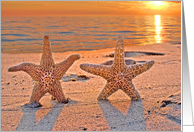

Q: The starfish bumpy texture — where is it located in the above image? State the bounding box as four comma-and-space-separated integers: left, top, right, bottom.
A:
80, 35, 155, 100
8, 35, 80, 108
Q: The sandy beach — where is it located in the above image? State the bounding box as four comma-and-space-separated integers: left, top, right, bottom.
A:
1, 42, 181, 131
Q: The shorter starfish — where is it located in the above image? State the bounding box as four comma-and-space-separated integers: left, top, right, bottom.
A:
80, 35, 155, 100
8, 35, 80, 108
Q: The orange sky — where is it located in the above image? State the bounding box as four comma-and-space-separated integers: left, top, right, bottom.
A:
1, 1, 181, 17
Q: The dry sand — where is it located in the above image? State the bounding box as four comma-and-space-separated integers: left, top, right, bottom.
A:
1, 42, 181, 131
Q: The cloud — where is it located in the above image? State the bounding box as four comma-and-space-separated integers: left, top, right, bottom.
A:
2, 1, 181, 16
167, 1, 181, 3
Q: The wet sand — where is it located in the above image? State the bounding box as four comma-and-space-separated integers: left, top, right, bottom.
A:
1, 42, 181, 131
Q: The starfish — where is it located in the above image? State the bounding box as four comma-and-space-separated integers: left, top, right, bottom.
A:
8, 35, 80, 108
80, 35, 155, 100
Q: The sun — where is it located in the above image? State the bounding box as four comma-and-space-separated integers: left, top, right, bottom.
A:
151, 1, 163, 6
147, 1, 168, 10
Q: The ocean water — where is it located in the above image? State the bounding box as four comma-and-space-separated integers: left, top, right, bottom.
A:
1, 15, 181, 53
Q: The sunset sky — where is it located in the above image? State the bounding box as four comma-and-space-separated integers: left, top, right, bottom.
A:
1, 1, 181, 17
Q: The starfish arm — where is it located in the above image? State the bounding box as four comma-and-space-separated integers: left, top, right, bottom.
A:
80, 63, 112, 79
55, 54, 80, 79
40, 35, 55, 67
97, 81, 118, 100
8, 63, 40, 81
48, 81, 68, 103
120, 81, 141, 100
29, 82, 47, 103
112, 35, 125, 70
126, 60, 155, 79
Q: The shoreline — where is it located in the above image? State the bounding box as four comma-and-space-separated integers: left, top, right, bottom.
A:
1, 42, 181, 131
1, 41, 181, 54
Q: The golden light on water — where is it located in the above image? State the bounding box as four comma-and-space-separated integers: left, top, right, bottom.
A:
154, 15, 162, 43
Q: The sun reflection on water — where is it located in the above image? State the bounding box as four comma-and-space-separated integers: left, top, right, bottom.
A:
1, 15, 181, 53
154, 15, 162, 43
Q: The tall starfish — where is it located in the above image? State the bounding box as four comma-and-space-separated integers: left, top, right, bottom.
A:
80, 35, 155, 100
8, 35, 80, 108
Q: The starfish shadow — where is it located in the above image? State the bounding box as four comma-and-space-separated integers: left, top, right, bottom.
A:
16, 102, 66, 131
98, 99, 147, 131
